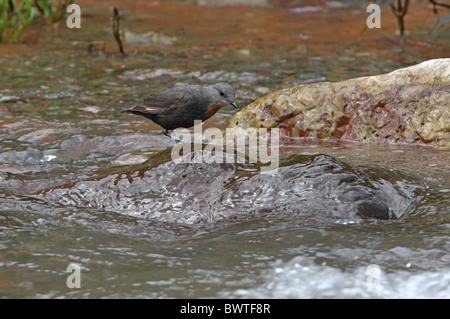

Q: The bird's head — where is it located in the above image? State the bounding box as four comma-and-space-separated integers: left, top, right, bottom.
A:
212, 83, 238, 109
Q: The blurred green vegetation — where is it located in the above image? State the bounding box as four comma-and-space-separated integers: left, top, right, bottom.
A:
34, 0, 74, 24
0, 0, 73, 43
0, 0, 35, 43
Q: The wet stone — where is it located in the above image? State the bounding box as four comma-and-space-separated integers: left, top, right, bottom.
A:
33, 151, 395, 224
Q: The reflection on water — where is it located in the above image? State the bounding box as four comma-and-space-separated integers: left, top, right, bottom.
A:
0, 0, 449, 298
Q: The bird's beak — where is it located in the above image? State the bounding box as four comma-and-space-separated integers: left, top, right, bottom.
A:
230, 101, 238, 109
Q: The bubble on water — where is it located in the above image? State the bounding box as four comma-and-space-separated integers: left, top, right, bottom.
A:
43, 155, 57, 162
34, 218, 49, 226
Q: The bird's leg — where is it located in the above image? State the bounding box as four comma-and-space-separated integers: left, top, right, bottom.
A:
163, 129, 184, 143
162, 129, 172, 138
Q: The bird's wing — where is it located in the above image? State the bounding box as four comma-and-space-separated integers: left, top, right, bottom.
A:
123, 103, 176, 115
132, 87, 199, 116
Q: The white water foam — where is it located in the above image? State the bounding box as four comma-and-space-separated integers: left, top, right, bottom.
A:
224, 256, 450, 299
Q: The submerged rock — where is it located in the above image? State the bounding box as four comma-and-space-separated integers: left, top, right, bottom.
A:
34, 148, 393, 224
228, 59, 450, 146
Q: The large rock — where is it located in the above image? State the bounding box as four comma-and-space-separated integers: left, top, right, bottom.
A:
228, 59, 450, 146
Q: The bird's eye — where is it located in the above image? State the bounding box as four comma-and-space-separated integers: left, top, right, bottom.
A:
220, 90, 225, 96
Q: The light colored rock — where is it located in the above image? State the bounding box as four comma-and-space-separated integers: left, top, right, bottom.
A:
124, 30, 178, 46
228, 59, 450, 147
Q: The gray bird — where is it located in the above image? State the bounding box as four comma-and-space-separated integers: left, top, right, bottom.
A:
122, 83, 238, 137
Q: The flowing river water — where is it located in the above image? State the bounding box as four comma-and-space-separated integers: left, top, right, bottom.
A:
0, 0, 449, 298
